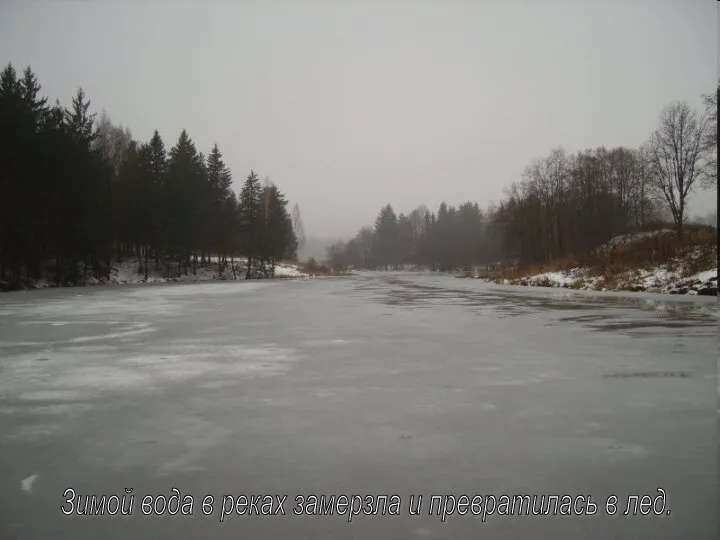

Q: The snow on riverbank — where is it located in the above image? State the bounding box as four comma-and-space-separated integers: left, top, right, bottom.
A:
22, 258, 309, 290
273, 265, 307, 278
598, 229, 675, 252
109, 258, 308, 285
488, 227, 717, 296
499, 266, 717, 296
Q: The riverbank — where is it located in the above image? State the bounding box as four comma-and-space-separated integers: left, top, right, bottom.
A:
486, 227, 718, 296
4, 257, 310, 291
495, 266, 717, 295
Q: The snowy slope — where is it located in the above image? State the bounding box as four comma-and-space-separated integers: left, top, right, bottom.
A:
500, 266, 717, 296
492, 228, 717, 296
598, 229, 675, 252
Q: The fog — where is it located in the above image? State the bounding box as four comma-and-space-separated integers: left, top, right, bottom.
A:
1, 0, 716, 237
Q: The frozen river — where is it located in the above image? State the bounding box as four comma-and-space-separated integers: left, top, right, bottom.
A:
0, 273, 717, 539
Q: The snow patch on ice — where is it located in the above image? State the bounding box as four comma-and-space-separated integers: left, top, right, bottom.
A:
67, 323, 155, 343
21, 474, 38, 493
1, 342, 301, 410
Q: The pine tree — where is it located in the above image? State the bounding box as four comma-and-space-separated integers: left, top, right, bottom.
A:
206, 144, 233, 198
114, 139, 140, 260
20, 67, 47, 128
258, 184, 297, 275
238, 170, 262, 278
167, 129, 204, 275
0, 64, 26, 285
205, 144, 233, 261
372, 204, 398, 269
0, 63, 310, 289
64, 88, 95, 145
147, 130, 168, 270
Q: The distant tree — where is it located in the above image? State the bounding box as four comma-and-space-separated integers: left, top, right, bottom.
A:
167, 129, 205, 274
204, 143, 233, 263
355, 227, 374, 268
407, 205, 429, 263
647, 101, 711, 239
327, 241, 347, 268
147, 130, 168, 269
61, 86, 113, 282
701, 82, 718, 189
238, 170, 263, 278
93, 111, 132, 176
258, 184, 297, 273
115, 139, 141, 260
64, 88, 95, 144
372, 204, 399, 269
206, 144, 233, 199
291, 203, 306, 252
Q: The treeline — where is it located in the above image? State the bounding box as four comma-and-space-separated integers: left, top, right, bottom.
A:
0, 63, 298, 288
327, 202, 494, 272
329, 90, 717, 271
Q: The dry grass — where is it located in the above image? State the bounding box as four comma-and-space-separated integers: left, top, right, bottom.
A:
298, 258, 352, 277
497, 226, 717, 283
568, 278, 585, 290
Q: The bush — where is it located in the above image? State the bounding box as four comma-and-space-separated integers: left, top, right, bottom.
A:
298, 258, 336, 276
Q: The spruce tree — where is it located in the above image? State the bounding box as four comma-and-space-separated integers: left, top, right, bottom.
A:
167, 129, 204, 275
205, 144, 233, 261
148, 130, 168, 270
238, 170, 262, 278
372, 204, 398, 269
258, 184, 297, 275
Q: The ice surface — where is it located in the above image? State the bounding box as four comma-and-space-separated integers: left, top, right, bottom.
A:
0, 274, 716, 539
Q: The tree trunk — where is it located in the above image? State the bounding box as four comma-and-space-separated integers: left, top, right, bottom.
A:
144, 245, 149, 281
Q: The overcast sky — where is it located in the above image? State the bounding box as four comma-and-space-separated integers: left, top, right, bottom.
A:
2, 0, 717, 237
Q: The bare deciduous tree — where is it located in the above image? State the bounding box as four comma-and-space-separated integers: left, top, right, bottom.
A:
647, 101, 710, 239
92, 110, 132, 176
700, 83, 718, 189
291, 203, 306, 250
407, 205, 429, 238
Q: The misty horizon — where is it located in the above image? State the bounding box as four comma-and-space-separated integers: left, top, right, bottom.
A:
1, 0, 717, 238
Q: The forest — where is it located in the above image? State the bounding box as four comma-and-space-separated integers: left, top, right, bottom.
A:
328, 88, 717, 272
1, 61, 716, 288
0, 63, 299, 289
